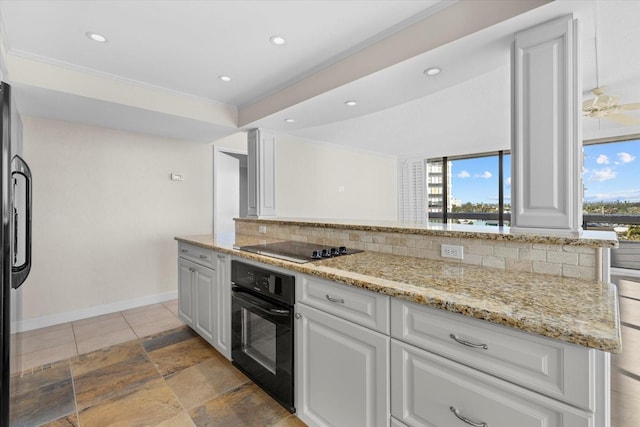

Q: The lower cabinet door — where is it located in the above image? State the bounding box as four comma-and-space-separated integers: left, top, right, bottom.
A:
296, 303, 389, 427
178, 258, 195, 326
194, 264, 215, 343
391, 340, 593, 427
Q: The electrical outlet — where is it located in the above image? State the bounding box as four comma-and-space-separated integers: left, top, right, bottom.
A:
441, 244, 464, 260
258, 225, 267, 234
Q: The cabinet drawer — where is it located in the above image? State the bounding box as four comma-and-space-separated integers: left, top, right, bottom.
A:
178, 243, 215, 269
298, 275, 389, 334
390, 298, 594, 410
391, 340, 593, 427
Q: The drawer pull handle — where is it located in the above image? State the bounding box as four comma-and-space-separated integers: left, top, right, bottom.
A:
449, 333, 488, 350
180, 249, 188, 253
217, 254, 226, 259
450, 406, 488, 427
199, 255, 207, 259
189, 268, 196, 273
325, 295, 345, 304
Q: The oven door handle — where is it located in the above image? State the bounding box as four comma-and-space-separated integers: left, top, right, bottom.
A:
232, 287, 291, 317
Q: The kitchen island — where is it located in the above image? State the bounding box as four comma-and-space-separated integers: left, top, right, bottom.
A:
176, 218, 621, 427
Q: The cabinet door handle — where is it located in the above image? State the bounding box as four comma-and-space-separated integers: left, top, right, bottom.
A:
217, 254, 226, 259
295, 313, 302, 319
450, 406, 488, 427
180, 249, 188, 253
189, 268, 196, 272
449, 333, 488, 350
325, 294, 345, 304
199, 255, 208, 259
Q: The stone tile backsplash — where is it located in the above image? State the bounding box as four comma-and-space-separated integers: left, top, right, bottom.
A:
235, 221, 599, 280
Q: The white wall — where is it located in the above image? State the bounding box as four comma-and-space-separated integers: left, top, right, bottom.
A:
20, 117, 213, 325
275, 134, 397, 220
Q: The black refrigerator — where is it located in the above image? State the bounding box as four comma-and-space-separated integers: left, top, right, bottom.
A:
0, 82, 33, 426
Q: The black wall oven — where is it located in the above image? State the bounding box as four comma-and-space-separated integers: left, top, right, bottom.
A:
231, 260, 295, 412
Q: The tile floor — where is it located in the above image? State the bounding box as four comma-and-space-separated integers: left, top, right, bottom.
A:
611, 275, 640, 427
9, 300, 306, 427
9, 282, 640, 426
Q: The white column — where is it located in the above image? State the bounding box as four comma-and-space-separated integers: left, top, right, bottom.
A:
511, 15, 582, 235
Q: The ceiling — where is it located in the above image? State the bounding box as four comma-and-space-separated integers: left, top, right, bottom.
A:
1, 0, 639, 156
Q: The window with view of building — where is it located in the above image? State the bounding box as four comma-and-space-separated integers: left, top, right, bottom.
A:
427, 151, 510, 226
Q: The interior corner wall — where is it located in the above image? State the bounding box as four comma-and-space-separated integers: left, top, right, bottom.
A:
20, 117, 213, 323
275, 134, 397, 220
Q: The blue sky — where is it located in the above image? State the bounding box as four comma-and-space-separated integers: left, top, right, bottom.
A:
449, 155, 510, 204
583, 139, 640, 203
447, 139, 640, 204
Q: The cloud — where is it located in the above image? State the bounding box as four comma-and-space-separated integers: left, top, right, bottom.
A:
584, 189, 640, 202
474, 171, 492, 179
588, 167, 616, 182
456, 170, 470, 178
506, 177, 511, 186
618, 152, 636, 163
596, 154, 610, 164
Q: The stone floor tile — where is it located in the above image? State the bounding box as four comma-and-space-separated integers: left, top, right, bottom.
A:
166, 353, 249, 410
70, 340, 145, 377
271, 414, 308, 427
142, 326, 199, 353
154, 411, 197, 427
12, 342, 78, 373
189, 382, 291, 427
146, 336, 218, 378
72, 312, 129, 340
74, 352, 161, 410
40, 412, 79, 427
78, 381, 183, 426
130, 315, 185, 338
76, 327, 137, 355
10, 361, 76, 427
162, 299, 180, 317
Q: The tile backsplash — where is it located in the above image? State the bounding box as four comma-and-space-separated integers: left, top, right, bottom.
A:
235, 221, 600, 281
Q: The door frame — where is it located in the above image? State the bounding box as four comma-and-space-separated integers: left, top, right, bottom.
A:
213, 146, 248, 236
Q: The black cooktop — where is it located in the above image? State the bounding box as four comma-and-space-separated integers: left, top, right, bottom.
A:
236, 241, 363, 264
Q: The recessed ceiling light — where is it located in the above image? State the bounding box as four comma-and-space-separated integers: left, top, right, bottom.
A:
218, 75, 232, 82
85, 32, 107, 43
424, 67, 441, 76
284, 118, 295, 123
270, 35, 286, 46
344, 100, 358, 107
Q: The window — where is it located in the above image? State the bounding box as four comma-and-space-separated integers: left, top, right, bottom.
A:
583, 137, 640, 270
427, 151, 510, 226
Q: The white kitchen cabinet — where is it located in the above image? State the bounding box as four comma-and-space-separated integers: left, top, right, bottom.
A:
390, 298, 593, 410
247, 128, 276, 217
512, 16, 582, 234
177, 243, 231, 359
391, 339, 593, 427
296, 303, 390, 427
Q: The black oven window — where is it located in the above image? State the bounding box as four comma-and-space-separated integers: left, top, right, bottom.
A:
242, 308, 277, 374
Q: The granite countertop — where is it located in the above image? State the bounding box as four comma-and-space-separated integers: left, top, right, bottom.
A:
234, 217, 619, 248
176, 234, 622, 353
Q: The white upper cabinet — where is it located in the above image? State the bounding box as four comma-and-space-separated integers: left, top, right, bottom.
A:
511, 16, 583, 235
247, 128, 276, 217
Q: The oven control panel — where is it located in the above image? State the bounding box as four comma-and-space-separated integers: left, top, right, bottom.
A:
231, 260, 295, 305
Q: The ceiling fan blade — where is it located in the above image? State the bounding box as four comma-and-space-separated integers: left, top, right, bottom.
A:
583, 98, 597, 111
604, 113, 640, 126
620, 103, 640, 111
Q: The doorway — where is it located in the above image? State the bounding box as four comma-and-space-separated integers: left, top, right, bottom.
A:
214, 147, 248, 236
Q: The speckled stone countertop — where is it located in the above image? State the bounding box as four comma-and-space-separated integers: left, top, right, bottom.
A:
176, 234, 622, 353
234, 217, 619, 248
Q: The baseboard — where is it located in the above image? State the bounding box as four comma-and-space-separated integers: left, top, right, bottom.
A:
11, 291, 178, 333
